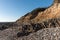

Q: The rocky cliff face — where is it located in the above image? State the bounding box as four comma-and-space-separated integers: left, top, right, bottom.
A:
0, 0, 60, 40
14, 0, 60, 37
15, 0, 60, 39
16, 8, 47, 25
16, 0, 60, 24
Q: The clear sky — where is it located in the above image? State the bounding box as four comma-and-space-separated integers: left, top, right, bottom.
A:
0, 0, 54, 22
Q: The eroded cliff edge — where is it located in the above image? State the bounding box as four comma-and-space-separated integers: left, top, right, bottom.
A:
16, 0, 60, 24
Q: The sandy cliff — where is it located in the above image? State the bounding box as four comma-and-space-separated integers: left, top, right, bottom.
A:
16, 0, 60, 24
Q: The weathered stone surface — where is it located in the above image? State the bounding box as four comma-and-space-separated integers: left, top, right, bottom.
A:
1, 27, 60, 40
17, 27, 60, 40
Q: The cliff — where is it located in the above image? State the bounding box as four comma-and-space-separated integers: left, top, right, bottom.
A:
0, 0, 60, 40
16, 0, 60, 24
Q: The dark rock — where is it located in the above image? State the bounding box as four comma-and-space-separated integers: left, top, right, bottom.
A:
0, 25, 8, 30
17, 31, 30, 37
33, 23, 41, 31
44, 21, 49, 28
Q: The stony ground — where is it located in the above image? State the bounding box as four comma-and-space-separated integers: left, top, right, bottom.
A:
1, 27, 60, 40
14, 27, 60, 40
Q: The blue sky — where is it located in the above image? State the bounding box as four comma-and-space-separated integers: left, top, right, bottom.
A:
0, 0, 53, 22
